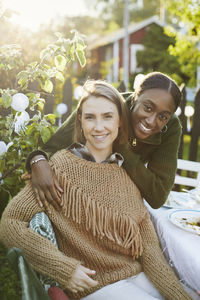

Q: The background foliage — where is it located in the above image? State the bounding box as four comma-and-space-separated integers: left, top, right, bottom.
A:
85, 0, 161, 29
136, 23, 188, 85
0, 242, 21, 300
163, 0, 200, 86
0, 26, 86, 298
0, 30, 86, 198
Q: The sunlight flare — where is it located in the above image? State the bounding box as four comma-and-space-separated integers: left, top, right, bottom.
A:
3, 0, 88, 31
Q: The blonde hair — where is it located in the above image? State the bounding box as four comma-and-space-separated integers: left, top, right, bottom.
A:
74, 80, 128, 145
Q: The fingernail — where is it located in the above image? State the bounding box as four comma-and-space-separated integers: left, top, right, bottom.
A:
39, 201, 43, 208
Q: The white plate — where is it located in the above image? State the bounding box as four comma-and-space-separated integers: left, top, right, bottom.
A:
163, 191, 200, 209
168, 209, 200, 235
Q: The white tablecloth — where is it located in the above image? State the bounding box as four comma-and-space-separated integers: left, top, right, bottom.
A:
146, 203, 200, 292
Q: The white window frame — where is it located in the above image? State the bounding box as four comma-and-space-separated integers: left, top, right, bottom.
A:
130, 44, 144, 73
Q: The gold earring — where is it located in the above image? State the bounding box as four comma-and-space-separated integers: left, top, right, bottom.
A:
161, 125, 168, 133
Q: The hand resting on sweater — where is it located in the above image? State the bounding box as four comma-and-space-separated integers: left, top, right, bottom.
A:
68, 265, 98, 293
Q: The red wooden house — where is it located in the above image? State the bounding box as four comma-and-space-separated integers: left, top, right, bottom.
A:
87, 16, 163, 82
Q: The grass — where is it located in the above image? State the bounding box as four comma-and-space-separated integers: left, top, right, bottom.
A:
0, 243, 21, 300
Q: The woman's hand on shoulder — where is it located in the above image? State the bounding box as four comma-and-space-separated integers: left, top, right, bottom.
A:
68, 265, 98, 293
30, 155, 63, 210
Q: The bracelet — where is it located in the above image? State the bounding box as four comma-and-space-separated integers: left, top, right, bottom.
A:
30, 157, 46, 166
26, 150, 48, 172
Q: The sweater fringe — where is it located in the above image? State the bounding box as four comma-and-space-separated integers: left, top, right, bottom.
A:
52, 166, 143, 259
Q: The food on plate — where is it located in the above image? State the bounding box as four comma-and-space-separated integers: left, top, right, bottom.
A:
183, 218, 200, 227
177, 216, 200, 234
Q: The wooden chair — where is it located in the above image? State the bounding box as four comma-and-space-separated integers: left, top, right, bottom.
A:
175, 159, 200, 188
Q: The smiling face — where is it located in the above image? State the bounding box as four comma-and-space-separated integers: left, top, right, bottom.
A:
80, 96, 120, 162
131, 88, 176, 140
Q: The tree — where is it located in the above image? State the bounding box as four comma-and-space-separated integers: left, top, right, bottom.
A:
84, 0, 161, 30
136, 23, 188, 85
0, 5, 104, 95
163, 0, 200, 86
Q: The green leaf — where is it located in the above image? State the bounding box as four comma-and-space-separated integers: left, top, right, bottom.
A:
33, 131, 40, 144
76, 50, 86, 67
54, 55, 66, 71
40, 49, 48, 60
4, 176, 19, 186
32, 112, 41, 121
17, 71, 29, 89
40, 127, 51, 144
41, 79, 53, 93
77, 38, 85, 47
55, 71, 64, 82
2, 93, 12, 108
44, 114, 56, 124
24, 124, 35, 136
69, 43, 75, 61
18, 77, 28, 89
55, 32, 62, 38
28, 61, 38, 68
37, 101, 44, 111
76, 42, 85, 51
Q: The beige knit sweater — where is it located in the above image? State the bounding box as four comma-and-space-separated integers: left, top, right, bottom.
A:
0, 150, 191, 300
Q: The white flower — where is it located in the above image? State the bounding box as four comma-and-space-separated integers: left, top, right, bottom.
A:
56, 103, 68, 115
6, 142, 14, 151
14, 111, 30, 133
0, 141, 7, 156
74, 85, 83, 100
11, 93, 29, 112
0, 141, 14, 156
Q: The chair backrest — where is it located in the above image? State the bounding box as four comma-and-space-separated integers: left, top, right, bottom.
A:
175, 159, 200, 188
7, 247, 51, 300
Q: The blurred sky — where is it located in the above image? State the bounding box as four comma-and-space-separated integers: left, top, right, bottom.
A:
4, 0, 91, 31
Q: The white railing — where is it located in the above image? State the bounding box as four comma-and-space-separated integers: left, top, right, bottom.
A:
175, 159, 200, 188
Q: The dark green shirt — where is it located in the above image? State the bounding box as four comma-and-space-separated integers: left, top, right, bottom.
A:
42, 95, 182, 209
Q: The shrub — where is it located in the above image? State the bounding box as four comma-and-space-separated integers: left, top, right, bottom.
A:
0, 30, 86, 298
0, 30, 86, 199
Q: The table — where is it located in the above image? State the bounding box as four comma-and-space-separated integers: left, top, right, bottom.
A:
146, 197, 200, 293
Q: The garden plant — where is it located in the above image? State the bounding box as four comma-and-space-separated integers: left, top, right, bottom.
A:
0, 29, 86, 299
